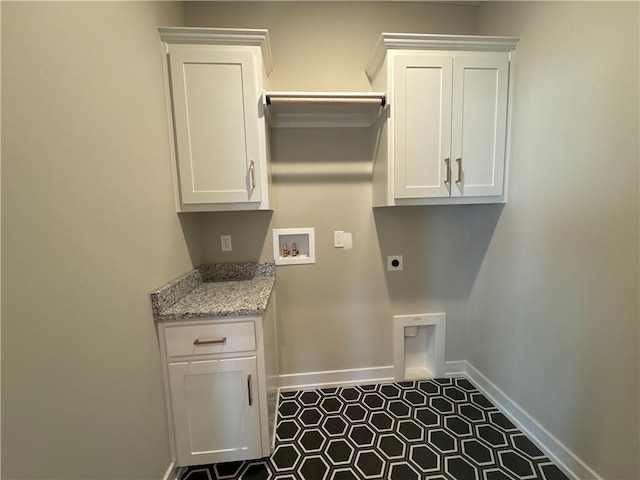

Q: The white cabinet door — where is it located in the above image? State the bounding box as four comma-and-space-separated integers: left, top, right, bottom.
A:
394, 55, 452, 199
169, 356, 261, 466
168, 46, 262, 205
451, 55, 509, 197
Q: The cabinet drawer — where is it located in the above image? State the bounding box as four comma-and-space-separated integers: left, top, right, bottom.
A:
165, 321, 256, 358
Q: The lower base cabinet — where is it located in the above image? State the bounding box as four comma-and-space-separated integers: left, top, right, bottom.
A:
158, 296, 278, 467
168, 356, 262, 464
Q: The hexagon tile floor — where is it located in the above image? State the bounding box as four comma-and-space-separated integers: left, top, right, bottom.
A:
179, 377, 570, 480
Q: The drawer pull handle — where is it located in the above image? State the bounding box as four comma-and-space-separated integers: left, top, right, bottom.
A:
193, 337, 227, 346
247, 374, 253, 406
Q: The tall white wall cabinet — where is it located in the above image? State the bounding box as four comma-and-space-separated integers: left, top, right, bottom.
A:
367, 34, 519, 206
159, 28, 273, 212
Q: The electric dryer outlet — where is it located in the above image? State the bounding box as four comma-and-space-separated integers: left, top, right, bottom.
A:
387, 255, 403, 271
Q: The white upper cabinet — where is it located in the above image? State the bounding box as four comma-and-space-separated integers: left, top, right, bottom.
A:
159, 28, 273, 212
367, 34, 518, 206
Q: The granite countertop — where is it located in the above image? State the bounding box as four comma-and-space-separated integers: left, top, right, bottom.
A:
150, 262, 275, 322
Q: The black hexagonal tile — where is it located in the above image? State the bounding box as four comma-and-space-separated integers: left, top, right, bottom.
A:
403, 389, 428, 406
339, 387, 361, 403
355, 450, 385, 478
389, 462, 420, 480
459, 403, 486, 422
278, 399, 300, 418
470, 392, 494, 410
444, 415, 472, 437
359, 383, 378, 392
462, 439, 494, 466
540, 463, 571, 479
484, 469, 518, 480
363, 392, 385, 410
476, 424, 508, 448
512, 434, 545, 459
298, 390, 321, 406
398, 419, 424, 442
415, 407, 440, 428
271, 444, 301, 472
347, 424, 375, 448
320, 387, 338, 395
329, 467, 360, 480
322, 415, 348, 437
326, 439, 354, 465
443, 386, 468, 402
429, 429, 457, 453
387, 399, 411, 418
276, 419, 300, 441
239, 460, 272, 480
299, 429, 326, 453
489, 411, 518, 431
397, 381, 416, 390
409, 444, 440, 473
430, 396, 454, 414
299, 455, 329, 480
454, 378, 476, 391
369, 411, 394, 432
499, 451, 536, 478
435, 378, 452, 386
446, 456, 479, 480
379, 384, 402, 399
418, 380, 441, 395
300, 407, 323, 427
377, 433, 406, 460
344, 404, 367, 422
320, 397, 344, 415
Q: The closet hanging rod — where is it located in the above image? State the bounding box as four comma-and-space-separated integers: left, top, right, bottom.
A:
265, 92, 386, 107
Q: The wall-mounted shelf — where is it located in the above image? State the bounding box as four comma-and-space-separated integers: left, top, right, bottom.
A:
264, 91, 387, 128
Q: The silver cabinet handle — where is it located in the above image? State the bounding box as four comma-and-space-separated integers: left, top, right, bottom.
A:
249, 161, 256, 189
247, 374, 253, 406
456, 158, 462, 183
444, 158, 451, 184
193, 337, 227, 346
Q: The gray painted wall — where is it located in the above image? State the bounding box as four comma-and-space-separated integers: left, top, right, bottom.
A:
2, 1, 638, 479
471, 2, 639, 478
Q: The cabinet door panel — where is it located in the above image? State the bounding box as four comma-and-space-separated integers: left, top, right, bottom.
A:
169, 356, 261, 466
394, 55, 452, 199
169, 47, 261, 205
451, 56, 508, 197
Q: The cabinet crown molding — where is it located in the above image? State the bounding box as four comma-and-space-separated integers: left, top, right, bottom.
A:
158, 27, 273, 75
366, 33, 519, 79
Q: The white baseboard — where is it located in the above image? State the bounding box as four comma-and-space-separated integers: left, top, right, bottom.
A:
278, 365, 395, 392
162, 462, 185, 480
460, 361, 600, 480
444, 360, 467, 377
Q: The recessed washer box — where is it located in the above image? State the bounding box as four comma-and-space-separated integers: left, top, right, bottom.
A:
273, 228, 315, 265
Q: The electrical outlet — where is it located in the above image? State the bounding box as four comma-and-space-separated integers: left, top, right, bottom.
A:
387, 255, 403, 271
334, 231, 344, 248
220, 235, 232, 252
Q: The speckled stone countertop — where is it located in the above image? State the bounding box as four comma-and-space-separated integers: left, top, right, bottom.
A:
150, 262, 275, 322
